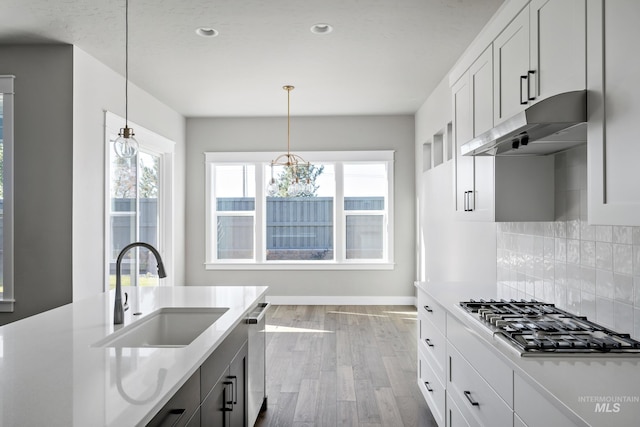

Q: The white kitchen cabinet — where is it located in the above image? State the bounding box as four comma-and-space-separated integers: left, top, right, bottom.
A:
587, 0, 640, 225
514, 373, 578, 427
494, 0, 586, 124
452, 66, 495, 221
447, 391, 473, 427
453, 45, 554, 222
448, 343, 513, 427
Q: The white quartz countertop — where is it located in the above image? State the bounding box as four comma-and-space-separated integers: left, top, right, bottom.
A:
416, 281, 640, 427
0, 285, 268, 427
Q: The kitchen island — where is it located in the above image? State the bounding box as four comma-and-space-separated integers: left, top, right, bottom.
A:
416, 281, 640, 427
0, 285, 268, 426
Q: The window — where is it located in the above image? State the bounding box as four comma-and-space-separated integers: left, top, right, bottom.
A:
0, 76, 14, 311
205, 151, 394, 269
105, 112, 174, 289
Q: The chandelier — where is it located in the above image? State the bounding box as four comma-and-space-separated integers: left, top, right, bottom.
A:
113, 0, 139, 159
266, 85, 314, 197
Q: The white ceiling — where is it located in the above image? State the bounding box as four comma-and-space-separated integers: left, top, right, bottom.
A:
0, 0, 504, 117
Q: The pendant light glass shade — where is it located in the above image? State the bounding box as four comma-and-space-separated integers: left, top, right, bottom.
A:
114, 126, 139, 158
115, 0, 138, 159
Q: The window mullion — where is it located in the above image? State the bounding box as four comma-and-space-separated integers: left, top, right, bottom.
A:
255, 163, 264, 262
335, 162, 345, 262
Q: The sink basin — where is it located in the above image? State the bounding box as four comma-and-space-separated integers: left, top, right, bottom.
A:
93, 307, 229, 348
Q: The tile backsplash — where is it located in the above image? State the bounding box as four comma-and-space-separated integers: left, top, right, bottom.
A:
496, 146, 640, 340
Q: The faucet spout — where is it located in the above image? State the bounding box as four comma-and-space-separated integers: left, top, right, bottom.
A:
114, 242, 167, 325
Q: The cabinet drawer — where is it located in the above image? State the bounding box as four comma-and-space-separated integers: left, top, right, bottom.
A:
448, 343, 512, 427
447, 314, 513, 406
514, 373, 577, 427
447, 390, 472, 427
417, 290, 446, 334
147, 369, 200, 427
419, 312, 447, 384
419, 346, 446, 427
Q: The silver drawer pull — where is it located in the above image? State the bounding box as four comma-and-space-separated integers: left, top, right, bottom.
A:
423, 305, 433, 313
425, 338, 434, 347
464, 390, 479, 406
424, 381, 433, 392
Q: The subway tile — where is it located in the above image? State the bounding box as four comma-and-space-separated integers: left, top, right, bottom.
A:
614, 274, 633, 304
595, 269, 615, 299
581, 266, 596, 294
555, 262, 567, 288
567, 263, 581, 289
595, 225, 613, 242
580, 241, 596, 267
613, 301, 634, 334
543, 280, 555, 303
566, 287, 581, 314
580, 221, 596, 241
534, 278, 544, 300
613, 244, 633, 275
581, 291, 596, 319
567, 219, 580, 239
567, 239, 580, 264
544, 237, 555, 260
543, 259, 554, 281
613, 226, 633, 244
544, 222, 555, 237
555, 221, 567, 238
634, 276, 640, 308
533, 236, 544, 259
555, 238, 567, 262
595, 242, 613, 270
595, 297, 614, 328
555, 285, 567, 309
633, 228, 640, 246
635, 308, 640, 341
579, 190, 588, 221
634, 246, 640, 276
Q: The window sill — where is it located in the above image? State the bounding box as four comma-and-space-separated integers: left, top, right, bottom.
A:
204, 262, 395, 271
0, 299, 15, 312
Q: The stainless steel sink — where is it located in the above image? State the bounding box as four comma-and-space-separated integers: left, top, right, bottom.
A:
93, 307, 229, 348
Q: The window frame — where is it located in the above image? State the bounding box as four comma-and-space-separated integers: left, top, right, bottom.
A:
104, 111, 175, 290
205, 150, 394, 270
0, 76, 15, 312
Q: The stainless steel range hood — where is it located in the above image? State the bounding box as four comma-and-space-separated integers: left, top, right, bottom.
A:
460, 90, 587, 156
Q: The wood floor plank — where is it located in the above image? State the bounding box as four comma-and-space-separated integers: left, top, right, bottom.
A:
315, 369, 338, 427
337, 365, 357, 401
293, 379, 319, 423
374, 386, 404, 426
337, 401, 359, 426
354, 379, 381, 424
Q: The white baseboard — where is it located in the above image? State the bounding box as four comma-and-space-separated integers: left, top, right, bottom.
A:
265, 295, 417, 306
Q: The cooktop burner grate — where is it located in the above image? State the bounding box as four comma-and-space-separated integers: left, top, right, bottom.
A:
459, 299, 640, 356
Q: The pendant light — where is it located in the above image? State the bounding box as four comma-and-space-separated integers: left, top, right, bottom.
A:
267, 85, 314, 197
113, 0, 139, 159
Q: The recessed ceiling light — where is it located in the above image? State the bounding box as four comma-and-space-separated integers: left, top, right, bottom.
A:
310, 23, 333, 35
196, 27, 219, 37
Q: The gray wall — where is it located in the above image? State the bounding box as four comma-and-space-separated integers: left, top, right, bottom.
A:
0, 45, 74, 325
186, 115, 416, 299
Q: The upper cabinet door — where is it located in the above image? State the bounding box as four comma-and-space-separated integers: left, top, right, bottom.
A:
452, 73, 474, 216
493, 6, 530, 124
530, 0, 586, 101
470, 46, 494, 137
588, 0, 640, 225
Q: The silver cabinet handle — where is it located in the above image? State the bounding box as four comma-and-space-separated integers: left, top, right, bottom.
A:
246, 302, 271, 324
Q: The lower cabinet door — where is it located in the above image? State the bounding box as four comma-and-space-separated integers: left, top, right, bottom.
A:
201, 372, 233, 427
185, 407, 201, 427
229, 342, 248, 427
447, 391, 472, 427
147, 369, 200, 427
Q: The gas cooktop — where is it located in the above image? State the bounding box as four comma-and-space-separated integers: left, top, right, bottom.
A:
459, 299, 640, 356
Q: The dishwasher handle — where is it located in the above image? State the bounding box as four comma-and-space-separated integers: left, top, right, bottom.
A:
246, 302, 271, 324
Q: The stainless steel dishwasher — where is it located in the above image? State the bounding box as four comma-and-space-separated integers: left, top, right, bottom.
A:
246, 300, 269, 426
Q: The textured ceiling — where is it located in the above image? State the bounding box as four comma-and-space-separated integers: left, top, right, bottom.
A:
0, 0, 504, 117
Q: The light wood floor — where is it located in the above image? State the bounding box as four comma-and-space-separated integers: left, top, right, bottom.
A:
255, 305, 438, 427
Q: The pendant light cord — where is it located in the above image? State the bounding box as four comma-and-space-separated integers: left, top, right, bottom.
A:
125, 0, 129, 127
